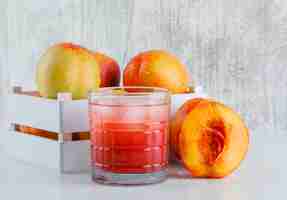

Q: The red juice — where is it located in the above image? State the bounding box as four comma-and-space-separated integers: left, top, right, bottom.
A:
90, 103, 169, 174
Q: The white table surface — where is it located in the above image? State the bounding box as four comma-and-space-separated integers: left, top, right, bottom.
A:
0, 130, 285, 200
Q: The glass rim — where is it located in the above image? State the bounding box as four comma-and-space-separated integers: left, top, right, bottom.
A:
88, 86, 170, 106
89, 86, 170, 97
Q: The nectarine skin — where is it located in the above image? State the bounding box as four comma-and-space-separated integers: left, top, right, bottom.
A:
170, 98, 205, 159
123, 50, 191, 94
36, 42, 100, 99
94, 52, 120, 87
172, 98, 249, 178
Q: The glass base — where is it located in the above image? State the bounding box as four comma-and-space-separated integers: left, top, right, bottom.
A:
92, 167, 168, 185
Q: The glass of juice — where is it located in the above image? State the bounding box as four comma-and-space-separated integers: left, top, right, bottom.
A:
89, 87, 170, 185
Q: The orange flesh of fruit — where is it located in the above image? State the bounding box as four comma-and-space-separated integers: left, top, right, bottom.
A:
198, 120, 225, 166
177, 99, 249, 178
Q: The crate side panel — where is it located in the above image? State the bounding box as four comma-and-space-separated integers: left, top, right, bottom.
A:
9, 94, 61, 132
4, 130, 60, 170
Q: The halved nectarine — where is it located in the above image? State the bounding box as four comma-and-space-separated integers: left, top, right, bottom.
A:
171, 98, 249, 178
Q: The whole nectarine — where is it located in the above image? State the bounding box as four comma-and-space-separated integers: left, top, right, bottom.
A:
171, 98, 249, 178
94, 52, 120, 87
123, 50, 191, 94
36, 43, 100, 99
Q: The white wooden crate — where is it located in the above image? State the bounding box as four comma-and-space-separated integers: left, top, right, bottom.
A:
3, 86, 206, 173
5, 87, 90, 173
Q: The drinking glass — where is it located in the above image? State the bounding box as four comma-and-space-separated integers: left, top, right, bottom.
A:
89, 87, 170, 185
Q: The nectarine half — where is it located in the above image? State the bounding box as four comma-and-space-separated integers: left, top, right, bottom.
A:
171, 98, 249, 178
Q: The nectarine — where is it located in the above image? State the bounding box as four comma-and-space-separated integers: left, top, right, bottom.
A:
123, 50, 191, 94
171, 98, 249, 178
36, 43, 100, 99
94, 52, 120, 87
